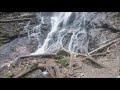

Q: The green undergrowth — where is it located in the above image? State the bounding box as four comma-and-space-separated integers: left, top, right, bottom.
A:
55, 55, 69, 67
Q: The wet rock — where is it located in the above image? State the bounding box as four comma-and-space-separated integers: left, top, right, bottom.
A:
0, 37, 33, 68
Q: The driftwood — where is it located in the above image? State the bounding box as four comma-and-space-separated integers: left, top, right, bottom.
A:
89, 38, 120, 55
12, 53, 57, 66
0, 18, 31, 23
91, 50, 114, 57
85, 54, 106, 68
76, 53, 106, 68
14, 47, 70, 61
75, 38, 120, 68
19, 53, 57, 59
13, 64, 38, 78
58, 48, 106, 68
76, 38, 120, 57
18, 48, 70, 59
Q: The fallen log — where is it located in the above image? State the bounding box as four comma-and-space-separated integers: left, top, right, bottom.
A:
91, 50, 114, 57
89, 38, 120, 55
11, 53, 57, 66
13, 64, 38, 78
19, 53, 57, 59
76, 38, 120, 57
85, 54, 106, 68
16, 47, 71, 60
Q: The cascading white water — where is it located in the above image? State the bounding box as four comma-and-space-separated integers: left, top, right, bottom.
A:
25, 12, 96, 55
32, 12, 73, 55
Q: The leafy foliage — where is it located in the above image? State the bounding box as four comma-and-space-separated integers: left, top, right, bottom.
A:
55, 55, 69, 67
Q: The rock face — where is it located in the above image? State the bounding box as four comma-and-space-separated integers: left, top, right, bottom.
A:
0, 12, 36, 68
0, 23, 25, 44
0, 37, 29, 66
0, 12, 34, 45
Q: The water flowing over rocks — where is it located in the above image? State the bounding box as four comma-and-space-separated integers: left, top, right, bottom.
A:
25, 12, 120, 55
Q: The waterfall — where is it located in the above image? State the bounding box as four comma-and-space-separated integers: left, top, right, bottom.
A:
25, 12, 96, 55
